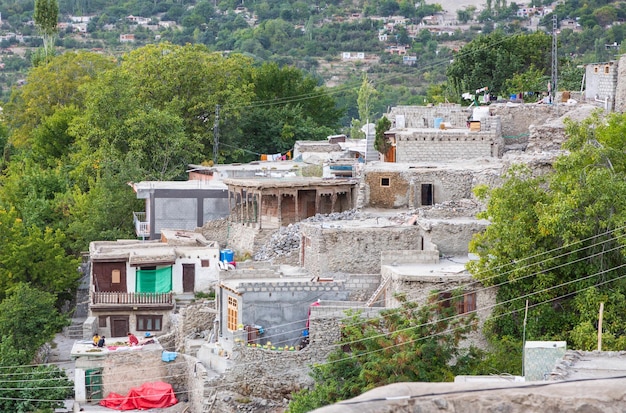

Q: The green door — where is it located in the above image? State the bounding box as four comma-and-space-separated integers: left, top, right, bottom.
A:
85, 368, 103, 401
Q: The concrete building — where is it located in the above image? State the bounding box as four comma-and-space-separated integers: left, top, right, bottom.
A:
86, 230, 220, 339
131, 180, 229, 240
584, 60, 618, 111
381, 104, 503, 163
214, 266, 350, 351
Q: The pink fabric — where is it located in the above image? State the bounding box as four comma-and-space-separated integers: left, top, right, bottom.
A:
100, 381, 177, 410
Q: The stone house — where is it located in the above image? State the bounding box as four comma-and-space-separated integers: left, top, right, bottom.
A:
86, 229, 220, 339
362, 159, 503, 210
377, 249, 495, 347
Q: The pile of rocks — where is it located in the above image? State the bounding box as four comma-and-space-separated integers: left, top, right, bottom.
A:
253, 210, 359, 262
253, 223, 301, 261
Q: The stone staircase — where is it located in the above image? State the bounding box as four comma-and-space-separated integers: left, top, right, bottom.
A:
64, 318, 85, 340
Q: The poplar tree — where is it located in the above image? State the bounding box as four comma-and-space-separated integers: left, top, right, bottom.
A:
34, 0, 59, 61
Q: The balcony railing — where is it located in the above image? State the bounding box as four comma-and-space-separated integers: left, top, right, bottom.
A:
133, 211, 149, 238
92, 291, 173, 305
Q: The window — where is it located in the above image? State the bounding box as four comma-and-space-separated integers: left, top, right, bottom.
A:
605, 65, 610, 74
456, 292, 477, 315
595, 67, 599, 73
227, 296, 238, 331
112, 270, 120, 284
381, 177, 390, 187
435, 291, 476, 315
99, 316, 107, 328
201, 259, 210, 267
137, 315, 162, 331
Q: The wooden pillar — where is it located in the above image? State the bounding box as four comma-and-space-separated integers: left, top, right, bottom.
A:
346, 187, 352, 210
294, 190, 299, 223
315, 189, 321, 215
277, 191, 282, 227
227, 189, 232, 222
257, 192, 262, 229
239, 189, 244, 224
331, 191, 338, 213
245, 191, 249, 226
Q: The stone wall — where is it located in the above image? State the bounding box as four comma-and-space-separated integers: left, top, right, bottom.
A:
100, 347, 169, 396
426, 218, 489, 256
363, 164, 504, 210
174, 300, 216, 352
395, 130, 501, 163
615, 55, 626, 113
301, 223, 424, 277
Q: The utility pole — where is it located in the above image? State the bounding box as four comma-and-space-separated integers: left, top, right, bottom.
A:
213, 104, 219, 165
551, 14, 558, 107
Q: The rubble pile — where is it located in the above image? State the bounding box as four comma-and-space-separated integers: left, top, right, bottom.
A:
253, 210, 359, 262
253, 223, 302, 261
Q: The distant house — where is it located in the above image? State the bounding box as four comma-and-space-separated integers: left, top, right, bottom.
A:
403, 55, 417, 65
87, 229, 220, 338
342, 51, 365, 60
119, 33, 135, 42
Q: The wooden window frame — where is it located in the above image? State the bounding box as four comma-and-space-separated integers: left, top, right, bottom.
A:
227, 296, 238, 332
136, 315, 163, 331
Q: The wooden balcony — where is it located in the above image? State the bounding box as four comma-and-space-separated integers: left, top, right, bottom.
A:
91, 291, 174, 310
133, 211, 149, 238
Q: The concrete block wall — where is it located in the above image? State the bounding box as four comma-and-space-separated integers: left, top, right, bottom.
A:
395, 131, 499, 163
388, 104, 470, 128
585, 62, 618, 108
381, 250, 439, 265
341, 273, 382, 299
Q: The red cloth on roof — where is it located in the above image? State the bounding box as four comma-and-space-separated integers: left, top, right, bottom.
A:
100, 381, 177, 410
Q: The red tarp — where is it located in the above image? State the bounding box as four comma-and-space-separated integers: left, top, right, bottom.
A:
100, 381, 177, 410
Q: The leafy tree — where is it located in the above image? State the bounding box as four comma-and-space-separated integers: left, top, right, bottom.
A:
0, 283, 69, 361
503, 64, 549, 102
230, 62, 342, 162
0, 286, 73, 413
468, 111, 626, 350
288, 294, 481, 412
446, 31, 551, 99
0, 208, 80, 306
4, 51, 115, 148
33, 0, 59, 61
374, 116, 391, 154
70, 43, 255, 170
357, 73, 377, 127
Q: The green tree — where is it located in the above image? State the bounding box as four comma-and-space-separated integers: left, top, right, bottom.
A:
0, 208, 80, 306
0, 283, 69, 361
288, 294, 481, 412
70, 43, 255, 169
4, 51, 115, 149
503, 64, 549, 102
446, 31, 551, 99
468, 111, 626, 350
229, 62, 341, 162
374, 116, 391, 154
33, 0, 59, 61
